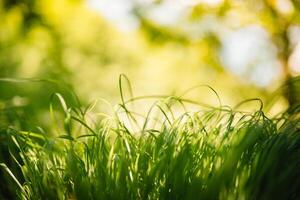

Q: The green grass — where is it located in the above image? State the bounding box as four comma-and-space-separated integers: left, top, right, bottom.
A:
1, 76, 300, 199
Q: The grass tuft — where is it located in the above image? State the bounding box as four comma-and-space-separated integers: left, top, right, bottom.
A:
1, 76, 300, 199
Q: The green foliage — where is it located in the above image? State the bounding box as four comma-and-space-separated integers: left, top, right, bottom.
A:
1, 78, 300, 199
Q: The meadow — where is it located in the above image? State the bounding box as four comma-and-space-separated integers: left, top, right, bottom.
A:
1, 76, 300, 200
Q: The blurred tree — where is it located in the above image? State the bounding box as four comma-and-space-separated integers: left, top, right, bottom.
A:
245, 0, 300, 108
131, 0, 300, 108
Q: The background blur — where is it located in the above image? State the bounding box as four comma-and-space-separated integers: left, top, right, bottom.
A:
1, 0, 300, 126
1, 0, 300, 198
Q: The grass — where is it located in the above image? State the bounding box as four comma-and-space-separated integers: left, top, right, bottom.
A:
1, 76, 300, 199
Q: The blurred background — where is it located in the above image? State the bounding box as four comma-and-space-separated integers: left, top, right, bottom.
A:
1, 0, 300, 198
1, 0, 300, 123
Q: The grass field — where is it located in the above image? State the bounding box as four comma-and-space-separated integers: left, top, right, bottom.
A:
1, 77, 300, 200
